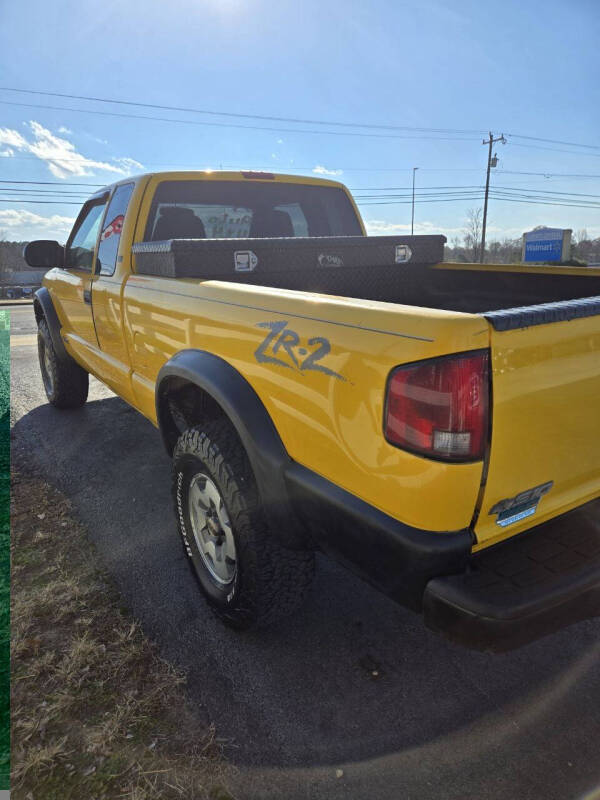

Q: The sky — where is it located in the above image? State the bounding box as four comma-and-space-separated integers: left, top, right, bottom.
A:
0, 0, 598, 243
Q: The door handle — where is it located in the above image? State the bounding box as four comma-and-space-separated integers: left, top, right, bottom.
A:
83, 289, 92, 305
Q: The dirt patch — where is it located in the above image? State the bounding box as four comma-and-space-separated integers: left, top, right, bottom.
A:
11, 465, 235, 799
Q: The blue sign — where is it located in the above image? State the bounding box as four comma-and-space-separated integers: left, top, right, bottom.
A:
523, 228, 564, 262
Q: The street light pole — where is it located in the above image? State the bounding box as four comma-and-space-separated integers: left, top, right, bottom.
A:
411, 167, 419, 235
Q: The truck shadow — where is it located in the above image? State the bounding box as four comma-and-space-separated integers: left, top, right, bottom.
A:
11, 394, 600, 770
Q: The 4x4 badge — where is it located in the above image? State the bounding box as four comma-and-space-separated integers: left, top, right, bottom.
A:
489, 481, 554, 527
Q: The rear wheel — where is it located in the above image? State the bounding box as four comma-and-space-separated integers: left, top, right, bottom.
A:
172, 419, 315, 628
37, 318, 88, 409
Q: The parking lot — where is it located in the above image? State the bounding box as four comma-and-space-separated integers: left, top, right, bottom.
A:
10, 305, 600, 799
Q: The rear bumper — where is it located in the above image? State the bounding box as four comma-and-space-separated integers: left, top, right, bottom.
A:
285, 462, 473, 611
423, 498, 600, 651
285, 460, 599, 650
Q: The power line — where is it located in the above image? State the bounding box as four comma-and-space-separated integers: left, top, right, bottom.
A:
507, 133, 600, 151
0, 199, 82, 204
0, 187, 93, 194
3, 87, 599, 151
4, 177, 598, 195
3, 193, 600, 210
354, 185, 600, 197
2, 177, 599, 204
359, 189, 600, 207
491, 186, 600, 199
0, 100, 481, 142
0, 179, 104, 187
4, 157, 600, 179
354, 184, 485, 192
359, 197, 486, 205
488, 195, 600, 209
509, 142, 600, 158
356, 192, 487, 200
490, 191, 600, 207
497, 169, 600, 178
0, 86, 488, 136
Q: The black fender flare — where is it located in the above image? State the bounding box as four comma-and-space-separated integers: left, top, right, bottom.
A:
156, 349, 306, 549
33, 287, 69, 361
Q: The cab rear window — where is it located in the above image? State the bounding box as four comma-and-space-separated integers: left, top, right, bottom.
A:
144, 180, 362, 241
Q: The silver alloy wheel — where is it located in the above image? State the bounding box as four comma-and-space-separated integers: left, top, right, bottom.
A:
188, 472, 237, 585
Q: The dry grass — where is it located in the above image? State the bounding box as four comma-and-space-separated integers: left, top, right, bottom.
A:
11, 468, 235, 800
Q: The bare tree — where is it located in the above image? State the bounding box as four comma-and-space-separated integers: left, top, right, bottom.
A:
463, 208, 482, 262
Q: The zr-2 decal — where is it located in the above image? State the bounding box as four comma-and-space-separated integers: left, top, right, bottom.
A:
489, 480, 554, 527
254, 320, 346, 381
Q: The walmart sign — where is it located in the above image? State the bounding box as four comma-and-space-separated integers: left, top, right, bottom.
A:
522, 228, 571, 263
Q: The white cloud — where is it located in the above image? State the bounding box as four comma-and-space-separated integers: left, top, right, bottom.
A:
313, 165, 343, 177
0, 128, 28, 149
57, 125, 72, 134
363, 218, 600, 242
111, 156, 144, 173
364, 219, 410, 234
0, 209, 75, 241
364, 218, 466, 239
0, 121, 143, 179
0, 148, 14, 158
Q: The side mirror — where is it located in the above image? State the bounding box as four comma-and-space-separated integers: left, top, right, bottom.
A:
23, 240, 64, 268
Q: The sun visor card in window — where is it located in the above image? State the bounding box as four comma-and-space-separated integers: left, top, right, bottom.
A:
131, 235, 446, 281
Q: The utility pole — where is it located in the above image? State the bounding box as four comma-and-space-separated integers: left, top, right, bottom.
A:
480, 132, 506, 263
411, 166, 419, 235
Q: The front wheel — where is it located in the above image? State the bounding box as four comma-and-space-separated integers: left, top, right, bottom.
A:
172, 420, 315, 629
37, 318, 88, 409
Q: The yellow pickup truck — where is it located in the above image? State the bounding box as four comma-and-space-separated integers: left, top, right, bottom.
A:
25, 170, 600, 650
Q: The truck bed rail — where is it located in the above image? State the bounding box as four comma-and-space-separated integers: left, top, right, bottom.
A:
483, 295, 600, 331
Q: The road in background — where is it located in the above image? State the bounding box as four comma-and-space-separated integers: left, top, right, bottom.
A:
10, 306, 600, 800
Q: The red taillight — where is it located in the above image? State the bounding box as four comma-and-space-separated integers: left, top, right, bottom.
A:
384, 350, 489, 462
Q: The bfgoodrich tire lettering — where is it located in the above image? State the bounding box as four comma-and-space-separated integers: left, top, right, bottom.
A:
37, 318, 88, 409
172, 419, 315, 628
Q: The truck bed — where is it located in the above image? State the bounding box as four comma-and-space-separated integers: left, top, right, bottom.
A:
132, 235, 600, 316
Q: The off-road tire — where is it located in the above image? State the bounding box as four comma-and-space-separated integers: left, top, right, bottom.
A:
172, 419, 315, 629
37, 317, 88, 409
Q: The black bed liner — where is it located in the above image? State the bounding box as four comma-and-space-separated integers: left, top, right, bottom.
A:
132, 234, 446, 281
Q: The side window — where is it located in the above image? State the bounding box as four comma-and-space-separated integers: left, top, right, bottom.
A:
97, 183, 134, 276
66, 200, 107, 270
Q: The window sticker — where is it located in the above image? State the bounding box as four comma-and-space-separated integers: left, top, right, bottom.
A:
101, 214, 124, 241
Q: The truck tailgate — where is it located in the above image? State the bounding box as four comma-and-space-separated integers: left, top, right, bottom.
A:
475, 298, 600, 548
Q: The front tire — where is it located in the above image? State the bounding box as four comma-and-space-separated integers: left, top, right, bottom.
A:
172, 419, 315, 629
37, 318, 88, 409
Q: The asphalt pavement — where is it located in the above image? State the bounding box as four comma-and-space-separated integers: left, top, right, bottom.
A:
10, 306, 600, 800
